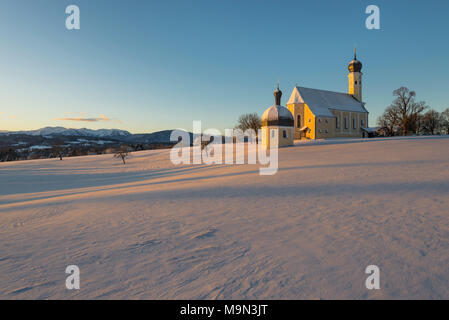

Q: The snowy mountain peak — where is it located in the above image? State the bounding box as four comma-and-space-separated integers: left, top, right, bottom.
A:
9, 127, 132, 137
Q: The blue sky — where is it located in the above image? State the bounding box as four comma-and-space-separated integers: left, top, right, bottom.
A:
0, 0, 448, 133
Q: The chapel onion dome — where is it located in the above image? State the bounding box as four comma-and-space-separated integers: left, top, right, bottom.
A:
262, 105, 294, 127
262, 82, 294, 127
348, 50, 363, 72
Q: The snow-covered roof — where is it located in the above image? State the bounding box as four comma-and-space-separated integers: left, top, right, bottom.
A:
262, 105, 294, 127
287, 86, 368, 117
362, 127, 379, 133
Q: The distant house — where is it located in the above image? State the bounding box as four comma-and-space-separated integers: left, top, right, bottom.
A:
286, 50, 370, 140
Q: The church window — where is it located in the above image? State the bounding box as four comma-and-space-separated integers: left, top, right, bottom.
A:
283, 130, 287, 138
297, 115, 301, 128
353, 118, 357, 129
336, 117, 340, 129
361, 119, 365, 127
344, 117, 348, 129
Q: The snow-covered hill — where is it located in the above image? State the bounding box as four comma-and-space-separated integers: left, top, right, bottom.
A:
1, 136, 449, 299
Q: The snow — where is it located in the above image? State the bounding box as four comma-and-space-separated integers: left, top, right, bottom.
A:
12, 142, 28, 146
28, 145, 52, 150
1, 136, 449, 299
95, 140, 114, 145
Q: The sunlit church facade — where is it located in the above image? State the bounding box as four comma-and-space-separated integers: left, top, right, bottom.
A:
261, 50, 370, 148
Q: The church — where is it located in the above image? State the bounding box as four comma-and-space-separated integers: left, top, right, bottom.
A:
287, 50, 369, 140
261, 50, 369, 148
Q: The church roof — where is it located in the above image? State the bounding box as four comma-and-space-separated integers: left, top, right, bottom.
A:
287, 86, 368, 117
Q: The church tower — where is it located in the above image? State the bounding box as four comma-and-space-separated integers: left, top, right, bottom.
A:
348, 48, 363, 102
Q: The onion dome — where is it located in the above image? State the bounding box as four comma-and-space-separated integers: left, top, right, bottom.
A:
262, 106, 294, 127
348, 48, 363, 72
274, 81, 282, 106
262, 82, 295, 127
262, 84, 294, 127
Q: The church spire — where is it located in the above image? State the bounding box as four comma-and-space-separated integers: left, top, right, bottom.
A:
348, 49, 363, 102
274, 81, 282, 106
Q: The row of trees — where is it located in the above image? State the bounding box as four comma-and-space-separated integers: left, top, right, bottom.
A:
378, 87, 449, 136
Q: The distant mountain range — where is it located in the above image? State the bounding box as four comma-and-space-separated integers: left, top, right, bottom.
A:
0, 127, 193, 144
2, 127, 131, 138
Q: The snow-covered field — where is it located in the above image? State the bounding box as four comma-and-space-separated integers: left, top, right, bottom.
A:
1, 136, 449, 299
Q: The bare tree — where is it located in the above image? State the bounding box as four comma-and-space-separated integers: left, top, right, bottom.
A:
201, 135, 213, 151
421, 109, 442, 135
0, 148, 18, 162
52, 145, 65, 160
441, 108, 449, 135
408, 101, 428, 134
236, 113, 262, 135
114, 145, 130, 164
388, 87, 427, 136
377, 105, 400, 136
